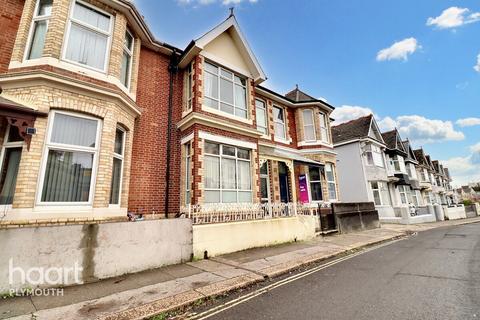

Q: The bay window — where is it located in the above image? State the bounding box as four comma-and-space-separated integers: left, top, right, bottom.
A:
366, 145, 384, 167
319, 113, 329, 143
120, 29, 134, 88
325, 163, 336, 200
64, 1, 112, 71
302, 109, 316, 141
0, 126, 24, 206
26, 0, 52, 60
109, 128, 125, 205
309, 166, 323, 201
392, 155, 405, 172
398, 185, 408, 205
204, 142, 252, 203
203, 61, 247, 118
273, 106, 286, 140
370, 181, 391, 206
256, 99, 268, 134
40, 111, 101, 204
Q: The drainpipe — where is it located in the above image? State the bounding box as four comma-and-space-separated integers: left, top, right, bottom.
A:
164, 49, 179, 218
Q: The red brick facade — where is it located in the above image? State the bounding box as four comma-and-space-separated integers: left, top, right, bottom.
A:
128, 46, 184, 216
0, 0, 23, 74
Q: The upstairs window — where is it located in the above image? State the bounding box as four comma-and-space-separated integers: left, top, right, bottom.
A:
255, 99, 268, 135
26, 0, 53, 60
120, 29, 134, 88
64, 1, 112, 72
302, 109, 316, 141
319, 113, 329, 143
392, 155, 405, 172
186, 63, 193, 111
203, 61, 247, 118
366, 145, 384, 167
273, 106, 286, 140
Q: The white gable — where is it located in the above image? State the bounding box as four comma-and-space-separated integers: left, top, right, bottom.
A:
368, 118, 384, 143
202, 30, 251, 77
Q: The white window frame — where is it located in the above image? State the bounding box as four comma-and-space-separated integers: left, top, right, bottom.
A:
255, 98, 268, 135
109, 127, 125, 207
325, 163, 337, 201
37, 110, 102, 207
0, 125, 25, 209
365, 144, 384, 168
24, 0, 53, 61
120, 28, 134, 89
186, 62, 193, 111
398, 185, 408, 205
273, 105, 287, 140
370, 181, 391, 206
259, 161, 270, 203
308, 166, 323, 202
204, 142, 252, 203
319, 112, 329, 143
203, 61, 248, 119
62, 0, 114, 73
185, 142, 192, 205
371, 181, 382, 206
302, 109, 316, 142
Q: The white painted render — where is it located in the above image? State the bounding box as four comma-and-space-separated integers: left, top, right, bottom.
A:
335, 142, 369, 203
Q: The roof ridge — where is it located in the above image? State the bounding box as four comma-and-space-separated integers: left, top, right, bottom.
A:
332, 114, 373, 128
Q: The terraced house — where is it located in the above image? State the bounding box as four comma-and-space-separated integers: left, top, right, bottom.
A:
0, 0, 338, 225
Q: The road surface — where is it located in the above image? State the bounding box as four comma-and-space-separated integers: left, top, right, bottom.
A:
192, 223, 480, 320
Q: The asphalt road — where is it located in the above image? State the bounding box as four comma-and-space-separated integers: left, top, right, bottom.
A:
197, 223, 480, 320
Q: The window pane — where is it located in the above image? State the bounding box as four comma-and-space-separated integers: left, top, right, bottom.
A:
66, 24, 108, 70
120, 51, 131, 87
310, 182, 323, 201
204, 97, 218, 109
234, 76, 245, 85
220, 78, 233, 104
304, 125, 315, 141
373, 190, 381, 206
51, 113, 98, 148
238, 191, 252, 203
221, 69, 233, 79
205, 190, 220, 203
260, 177, 268, 199
205, 62, 218, 74
205, 142, 219, 155
235, 108, 247, 119
0, 148, 22, 205
109, 157, 122, 204
274, 107, 284, 122
221, 158, 236, 189
222, 191, 237, 203
220, 102, 234, 115
28, 20, 47, 59
114, 129, 124, 155
328, 183, 337, 200
37, 0, 53, 16
260, 162, 268, 175
309, 167, 321, 181
41, 150, 93, 202
204, 155, 220, 188
237, 160, 251, 190
275, 123, 285, 139
235, 84, 246, 109
204, 72, 218, 99
326, 164, 335, 182
237, 148, 250, 160
124, 31, 133, 51
256, 108, 267, 133
73, 2, 110, 32
222, 145, 235, 156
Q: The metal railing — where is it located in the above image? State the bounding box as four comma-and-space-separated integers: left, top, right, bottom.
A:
181, 202, 331, 225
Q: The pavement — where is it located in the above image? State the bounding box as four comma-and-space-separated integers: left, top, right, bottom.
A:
200, 220, 480, 320
2, 216, 480, 320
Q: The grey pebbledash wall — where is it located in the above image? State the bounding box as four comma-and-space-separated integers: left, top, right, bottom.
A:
0, 219, 193, 292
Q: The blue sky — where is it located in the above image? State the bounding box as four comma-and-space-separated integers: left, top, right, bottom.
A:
134, 0, 480, 186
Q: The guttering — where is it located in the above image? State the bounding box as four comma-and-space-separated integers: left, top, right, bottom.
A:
255, 85, 335, 111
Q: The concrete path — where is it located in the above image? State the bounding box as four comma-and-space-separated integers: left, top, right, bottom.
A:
2, 217, 479, 320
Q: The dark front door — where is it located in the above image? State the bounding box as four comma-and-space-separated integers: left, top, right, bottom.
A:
278, 162, 290, 203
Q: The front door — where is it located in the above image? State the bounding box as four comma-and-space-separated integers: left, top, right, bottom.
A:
278, 162, 290, 203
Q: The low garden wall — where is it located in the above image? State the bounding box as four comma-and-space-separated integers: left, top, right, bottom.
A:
192, 215, 316, 259
443, 205, 467, 220
1, 219, 192, 292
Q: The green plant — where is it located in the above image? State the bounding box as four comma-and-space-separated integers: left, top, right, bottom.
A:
463, 200, 473, 206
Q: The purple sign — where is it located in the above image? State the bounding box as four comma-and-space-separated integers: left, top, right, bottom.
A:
298, 174, 309, 203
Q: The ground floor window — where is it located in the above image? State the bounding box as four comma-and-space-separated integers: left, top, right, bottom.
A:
204, 141, 252, 203
260, 161, 269, 203
308, 166, 323, 201
398, 185, 408, 205
370, 181, 391, 206
40, 111, 100, 204
185, 142, 192, 205
0, 126, 24, 205
325, 163, 336, 200
109, 128, 125, 205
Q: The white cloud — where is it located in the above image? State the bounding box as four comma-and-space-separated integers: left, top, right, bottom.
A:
376, 38, 421, 62
470, 142, 480, 153
456, 117, 480, 127
474, 54, 480, 72
377, 116, 397, 131
331, 105, 375, 125
426, 7, 480, 29
394, 115, 464, 144
443, 142, 480, 186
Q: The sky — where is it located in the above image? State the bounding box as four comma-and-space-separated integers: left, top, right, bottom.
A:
134, 0, 480, 186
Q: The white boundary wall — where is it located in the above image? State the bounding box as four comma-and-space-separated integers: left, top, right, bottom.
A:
1, 219, 192, 292
192, 216, 316, 259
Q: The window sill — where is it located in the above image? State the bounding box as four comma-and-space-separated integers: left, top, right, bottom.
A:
274, 136, 291, 144
202, 105, 253, 125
